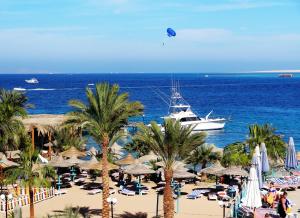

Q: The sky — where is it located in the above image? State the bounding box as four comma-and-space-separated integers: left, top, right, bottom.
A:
0, 0, 300, 73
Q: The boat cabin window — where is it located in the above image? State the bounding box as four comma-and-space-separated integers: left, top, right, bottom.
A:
180, 117, 199, 122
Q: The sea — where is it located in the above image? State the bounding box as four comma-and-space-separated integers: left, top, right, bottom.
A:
0, 73, 299, 151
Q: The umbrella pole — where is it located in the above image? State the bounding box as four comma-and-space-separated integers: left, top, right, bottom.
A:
138, 176, 141, 195
155, 191, 159, 218
176, 184, 180, 213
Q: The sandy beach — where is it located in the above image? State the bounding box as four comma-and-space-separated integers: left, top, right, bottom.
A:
20, 182, 225, 218
18, 181, 300, 218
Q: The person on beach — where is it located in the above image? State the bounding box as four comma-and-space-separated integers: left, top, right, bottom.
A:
277, 191, 288, 218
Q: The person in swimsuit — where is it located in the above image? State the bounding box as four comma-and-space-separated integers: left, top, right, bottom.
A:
278, 191, 288, 218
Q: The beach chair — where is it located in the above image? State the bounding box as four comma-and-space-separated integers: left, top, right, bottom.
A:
140, 189, 149, 195
88, 189, 102, 195
55, 189, 67, 196
74, 178, 85, 183
186, 190, 202, 199
119, 188, 135, 196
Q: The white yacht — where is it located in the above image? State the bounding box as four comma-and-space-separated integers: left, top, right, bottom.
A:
25, 78, 39, 84
163, 86, 226, 131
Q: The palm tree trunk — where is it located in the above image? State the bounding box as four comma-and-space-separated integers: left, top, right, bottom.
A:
102, 135, 110, 218
163, 168, 174, 218
29, 185, 34, 218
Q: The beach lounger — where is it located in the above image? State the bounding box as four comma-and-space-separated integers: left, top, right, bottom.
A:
88, 189, 102, 195
187, 190, 203, 199
140, 189, 149, 195
74, 178, 85, 183
55, 189, 67, 195
208, 192, 218, 200
119, 188, 135, 196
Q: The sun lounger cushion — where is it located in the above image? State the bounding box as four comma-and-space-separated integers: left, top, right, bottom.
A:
88, 189, 102, 195
187, 190, 203, 199
119, 188, 135, 196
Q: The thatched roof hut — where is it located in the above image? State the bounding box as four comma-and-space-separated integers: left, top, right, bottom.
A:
22, 114, 67, 134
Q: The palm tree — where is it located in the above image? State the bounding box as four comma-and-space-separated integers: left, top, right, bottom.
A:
0, 89, 30, 152
6, 136, 55, 218
221, 142, 250, 167
67, 83, 143, 218
134, 119, 206, 218
186, 144, 221, 170
52, 126, 87, 152
248, 124, 286, 160
124, 138, 151, 158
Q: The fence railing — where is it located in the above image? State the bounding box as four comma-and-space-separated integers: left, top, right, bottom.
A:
0, 187, 55, 211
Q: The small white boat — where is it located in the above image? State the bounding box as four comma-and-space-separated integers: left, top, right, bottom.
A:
13, 87, 26, 91
25, 78, 39, 84
88, 83, 95, 86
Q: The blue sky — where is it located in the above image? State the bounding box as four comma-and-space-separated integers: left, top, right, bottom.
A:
0, 0, 299, 73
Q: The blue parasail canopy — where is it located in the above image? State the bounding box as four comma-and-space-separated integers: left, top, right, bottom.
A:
167, 28, 176, 37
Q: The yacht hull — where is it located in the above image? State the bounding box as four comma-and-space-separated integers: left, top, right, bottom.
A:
180, 121, 225, 131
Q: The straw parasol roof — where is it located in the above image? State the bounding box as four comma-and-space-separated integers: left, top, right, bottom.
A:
22, 114, 67, 134
156, 160, 186, 170
173, 169, 196, 179
137, 152, 159, 163
60, 146, 86, 158
200, 161, 225, 175
48, 155, 73, 168
65, 156, 85, 165
216, 166, 248, 177
5, 150, 21, 159
115, 153, 137, 165
0, 155, 19, 168
79, 156, 99, 170
88, 160, 119, 171
124, 163, 155, 175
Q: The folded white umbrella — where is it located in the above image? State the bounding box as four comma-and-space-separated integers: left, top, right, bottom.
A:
242, 166, 262, 209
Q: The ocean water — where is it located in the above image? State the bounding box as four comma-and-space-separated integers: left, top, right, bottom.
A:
0, 73, 299, 151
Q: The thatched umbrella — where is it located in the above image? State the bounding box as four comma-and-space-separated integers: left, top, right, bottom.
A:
200, 161, 225, 175
88, 160, 119, 171
79, 156, 99, 170
65, 156, 85, 165
124, 163, 155, 175
156, 160, 186, 170
173, 169, 196, 179
157, 167, 195, 180
137, 152, 159, 163
61, 146, 86, 158
216, 166, 248, 177
115, 153, 137, 166
48, 155, 73, 168
124, 163, 155, 195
